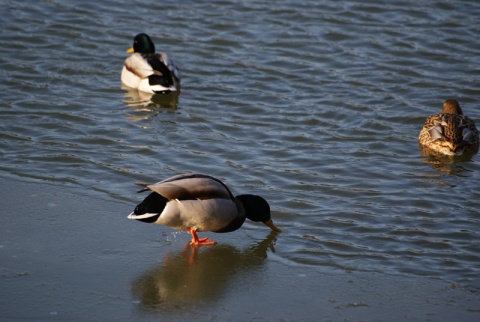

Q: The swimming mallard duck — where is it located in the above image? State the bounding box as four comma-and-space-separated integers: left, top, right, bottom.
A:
127, 173, 281, 245
418, 99, 479, 156
121, 33, 180, 94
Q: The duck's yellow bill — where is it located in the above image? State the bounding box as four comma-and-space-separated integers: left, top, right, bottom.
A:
263, 219, 282, 232
126, 47, 134, 53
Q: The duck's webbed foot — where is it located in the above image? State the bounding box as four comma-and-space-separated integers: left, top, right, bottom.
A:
188, 228, 216, 246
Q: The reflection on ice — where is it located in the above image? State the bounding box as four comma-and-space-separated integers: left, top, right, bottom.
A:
131, 232, 278, 311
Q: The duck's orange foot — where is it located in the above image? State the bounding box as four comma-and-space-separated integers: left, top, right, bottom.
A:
190, 237, 217, 246
188, 228, 217, 246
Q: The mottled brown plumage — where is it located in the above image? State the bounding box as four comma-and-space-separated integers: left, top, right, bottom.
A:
418, 99, 479, 156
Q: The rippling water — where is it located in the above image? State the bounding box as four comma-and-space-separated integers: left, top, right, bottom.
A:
1, 0, 480, 317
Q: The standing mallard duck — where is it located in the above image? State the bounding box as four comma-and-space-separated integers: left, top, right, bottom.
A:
418, 99, 479, 156
127, 173, 281, 246
121, 33, 180, 94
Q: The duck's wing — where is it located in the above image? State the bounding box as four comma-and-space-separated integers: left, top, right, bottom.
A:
145, 53, 181, 90
136, 174, 235, 201
419, 113, 441, 142
437, 114, 478, 148
157, 52, 180, 81
458, 116, 479, 145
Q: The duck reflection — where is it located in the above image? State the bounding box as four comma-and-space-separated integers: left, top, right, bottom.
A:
131, 232, 277, 311
122, 85, 179, 109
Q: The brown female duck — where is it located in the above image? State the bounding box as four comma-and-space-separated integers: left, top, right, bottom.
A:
418, 99, 478, 156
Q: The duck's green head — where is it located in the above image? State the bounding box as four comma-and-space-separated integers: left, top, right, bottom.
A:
237, 194, 281, 232
127, 33, 155, 54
